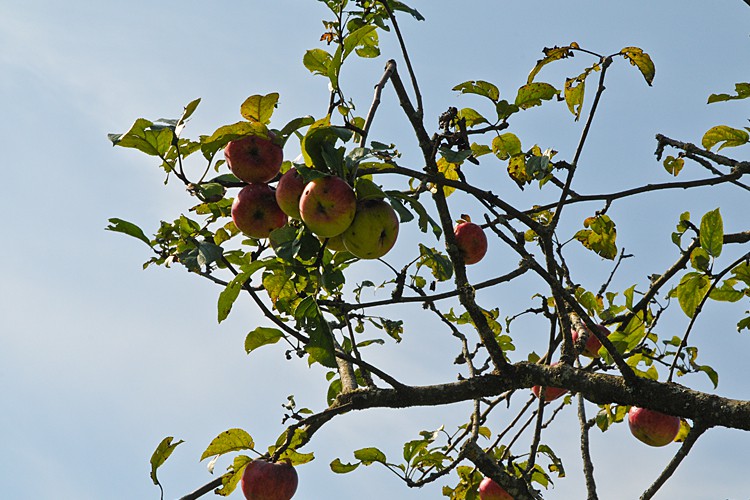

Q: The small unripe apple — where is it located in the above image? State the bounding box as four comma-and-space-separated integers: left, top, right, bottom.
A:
275, 167, 305, 219
299, 176, 356, 238
478, 476, 513, 500
224, 135, 283, 184
231, 184, 288, 239
454, 220, 488, 265
320, 233, 348, 252
628, 406, 680, 447
240, 459, 298, 500
571, 323, 611, 358
342, 198, 399, 259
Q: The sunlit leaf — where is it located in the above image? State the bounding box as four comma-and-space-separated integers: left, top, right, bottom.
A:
663, 155, 684, 176
675, 272, 711, 318
620, 46, 655, 86
353, 447, 387, 465
573, 214, 617, 260
106, 218, 151, 246
245, 327, 284, 354
200, 429, 254, 461
528, 45, 576, 83
564, 77, 585, 120
330, 458, 360, 473
150, 436, 184, 487
492, 133, 522, 160
701, 125, 749, 151
514, 82, 559, 109
707, 82, 750, 103
240, 93, 280, 125
452, 80, 500, 102
699, 208, 723, 257
303, 48, 333, 75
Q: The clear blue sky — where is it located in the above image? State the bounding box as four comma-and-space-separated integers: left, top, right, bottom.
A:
2, 1, 749, 499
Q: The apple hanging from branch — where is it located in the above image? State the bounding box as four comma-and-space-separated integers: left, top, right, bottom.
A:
454, 216, 488, 265
628, 406, 681, 447
240, 459, 298, 500
275, 167, 306, 219
298, 175, 357, 238
231, 183, 288, 239
342, 198, 400, 259
478, 476, 514, 500
224, 135, 284, 184
571, 323, 611, 358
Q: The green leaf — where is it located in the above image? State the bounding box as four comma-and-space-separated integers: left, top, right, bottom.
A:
507, 154, 529, 188
701, 125, 749, 151
240, 93, 280, 125
106, 218, 151, 246
564, 77, 585, 120
675, 272, 711, 318
708, 83, 750, 103
514, 82, 559, 109
215, 455, 252, 497
386, 191, 441, 239
295, 297, 337, 368
732, 262, 750, 285
200, 429, 255, 461
197, 241, 224, 268
391, 1, 425, 21
709, 282, 745, 302
109, 118, 174, 158
528, 45, 576, 84
418, 244, 454, 281
573, 214, 617, 260
620, 47, 655, 86
343, 25, 379, 59
699, 208, 723, 257
452, 80, 500, 102
303, 48, 333, 75
218, 272, 250, 323
738, 316, 750, 332
697, 364, 719, 389
277, 116, 315, 146
245, 327, 284, 354
663, 155, 684, 176
150, 436, 184, 487
492, 133, 522, 160
457, 107, 488, 128
439, 146, 473, 164
353, 447, 387, 465
330, 458, 360, 474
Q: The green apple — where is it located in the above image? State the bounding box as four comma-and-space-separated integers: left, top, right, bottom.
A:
299, 176, 356, 238
224, 135, 283, 184
240, 459, 298, 500
628, 406, 680, 447
478, 477, 513, 500
342, 199, 399, 259
231, 183, 288, 238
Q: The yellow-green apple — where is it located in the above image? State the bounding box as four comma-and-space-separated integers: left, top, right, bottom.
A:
299, 176, 356, 238
342, 199, 399, 259
275, 167, 305, 219
231, 184, 288, 239
454, 220, 487, 265
320, 233, 348, 252
571, 323, 611, 358
478, 477, 513, 500
628, 407, 680, 447
224, 135, 283, 184
240, 459, 298, 500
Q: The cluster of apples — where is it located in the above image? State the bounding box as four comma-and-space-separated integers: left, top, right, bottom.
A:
226, 135, 399, 259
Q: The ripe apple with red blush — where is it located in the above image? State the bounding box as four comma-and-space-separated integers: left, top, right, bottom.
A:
478, 476, 513, 500
299, 175, 356, 238
232, 184, 287, 239
628, 406, 681, 447
571, 323, 611, 358
224, 134, 283, 184
275, 167, 306, 219
454, 216, 487, 265
240, 459, 298, 500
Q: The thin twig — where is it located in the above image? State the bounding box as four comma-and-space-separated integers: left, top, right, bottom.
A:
577, 393, 598, 500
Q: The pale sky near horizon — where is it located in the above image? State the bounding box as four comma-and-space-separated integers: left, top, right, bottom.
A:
2, 1, 750, 499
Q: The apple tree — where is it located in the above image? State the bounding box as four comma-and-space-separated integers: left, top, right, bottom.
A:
108, 1, 750, 499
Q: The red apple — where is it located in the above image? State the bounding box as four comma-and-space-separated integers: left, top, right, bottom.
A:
298, 176, 356, 238
454, 221, 488, 265
275, 167, 305, 219
628, 406, 680, 447
531, 384, 568, 402
342, 199, 399, 259
531, 362, 568, 402
571, 323, 611, 358
240, 459, 298, 500
478, 477, 513, 500
224, 135, 283, 184
231, 183, 288, 239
